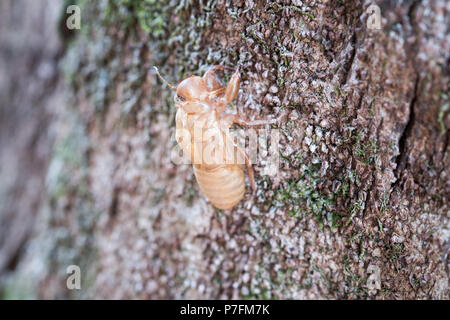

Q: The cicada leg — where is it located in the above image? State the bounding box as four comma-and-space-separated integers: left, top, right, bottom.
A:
241, 148, 256, 195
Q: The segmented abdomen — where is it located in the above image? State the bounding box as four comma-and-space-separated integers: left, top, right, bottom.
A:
193, 164, 245, 210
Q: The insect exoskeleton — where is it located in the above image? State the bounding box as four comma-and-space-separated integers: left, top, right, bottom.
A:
193, 164, 245, 210
154, 65, 276, 210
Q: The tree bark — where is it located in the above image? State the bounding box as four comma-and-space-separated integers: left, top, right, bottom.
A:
0, 0, 448, 299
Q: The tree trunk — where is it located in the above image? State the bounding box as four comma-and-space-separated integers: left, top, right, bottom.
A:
0, 0, 448, 299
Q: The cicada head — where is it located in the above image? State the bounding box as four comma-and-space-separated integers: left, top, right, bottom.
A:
153, 66, 210, 114
176, 76, 208, 102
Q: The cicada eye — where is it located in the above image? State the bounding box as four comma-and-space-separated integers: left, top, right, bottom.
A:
174, 94, 186, 105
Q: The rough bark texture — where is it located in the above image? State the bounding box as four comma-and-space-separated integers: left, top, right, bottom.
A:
0, 0, 448, 299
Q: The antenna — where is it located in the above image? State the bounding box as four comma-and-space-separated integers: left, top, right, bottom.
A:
153, 66, 176, 90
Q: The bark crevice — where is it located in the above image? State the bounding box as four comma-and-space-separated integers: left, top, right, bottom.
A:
393, 75, 419, 185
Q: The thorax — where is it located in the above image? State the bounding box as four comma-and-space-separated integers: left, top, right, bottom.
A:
175, 102, 220, 141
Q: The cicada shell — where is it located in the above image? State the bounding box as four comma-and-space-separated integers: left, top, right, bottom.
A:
155, 65, 275, 210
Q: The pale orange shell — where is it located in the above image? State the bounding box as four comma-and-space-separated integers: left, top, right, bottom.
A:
193, 164, 245, 210
173, 66, 248, 210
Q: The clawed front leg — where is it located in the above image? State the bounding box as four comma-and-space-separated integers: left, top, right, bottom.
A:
218, 113, 257, 195
212, 66, 241, 112
203, 65, 234, 91
223, 66, 241, 104
205, 65, 241, 114
247, 158, 256, 195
